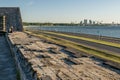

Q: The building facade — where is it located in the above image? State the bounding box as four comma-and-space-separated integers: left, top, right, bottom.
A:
0, 7, 23, 32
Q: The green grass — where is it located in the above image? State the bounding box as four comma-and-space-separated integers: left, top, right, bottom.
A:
40, 31, 120, 48
29, 30, 120, 57
25, 31, 120, 63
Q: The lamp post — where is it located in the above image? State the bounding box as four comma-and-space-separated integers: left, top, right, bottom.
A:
97, 30, 101, 40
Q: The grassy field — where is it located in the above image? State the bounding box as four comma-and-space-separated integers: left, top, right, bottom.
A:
25, 30, 120, 63
41, 31, 120, 48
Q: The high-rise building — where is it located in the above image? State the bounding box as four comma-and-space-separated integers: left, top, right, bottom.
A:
84, 19, 87, 25
89, 20, 92, 25
93, 21, 96, 25
80, 21, 83, 25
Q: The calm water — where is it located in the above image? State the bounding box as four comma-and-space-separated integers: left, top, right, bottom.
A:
26, 26, 120, 38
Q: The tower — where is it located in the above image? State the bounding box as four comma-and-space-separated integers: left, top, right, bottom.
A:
0, 7, 23, 32
84, 19, 87, 26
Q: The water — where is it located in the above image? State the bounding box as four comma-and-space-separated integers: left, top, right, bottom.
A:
26, 26, 120, 38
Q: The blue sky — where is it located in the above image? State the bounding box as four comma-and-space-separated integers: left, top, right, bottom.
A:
0, 0, 120, 23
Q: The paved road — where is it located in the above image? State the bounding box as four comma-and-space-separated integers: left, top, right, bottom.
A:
41, 32, 120, 55
0, 35, 16, 80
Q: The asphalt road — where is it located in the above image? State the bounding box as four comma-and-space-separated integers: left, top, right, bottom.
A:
0, 35, 17, 80
41, 32, 120, 56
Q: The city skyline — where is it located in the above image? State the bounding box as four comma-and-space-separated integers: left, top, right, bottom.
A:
0, 0, 120, 23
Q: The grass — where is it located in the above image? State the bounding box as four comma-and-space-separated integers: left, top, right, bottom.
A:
28, 30, 120, 56
25, 31, 120, 63
41, 31, 120, 48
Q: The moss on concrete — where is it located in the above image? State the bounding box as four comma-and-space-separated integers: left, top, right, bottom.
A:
25, 31, 120, 64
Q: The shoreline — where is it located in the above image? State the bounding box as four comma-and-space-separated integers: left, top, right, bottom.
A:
42, 30, 120, 43
24, 29, 120, 69
25, 25, 120, 39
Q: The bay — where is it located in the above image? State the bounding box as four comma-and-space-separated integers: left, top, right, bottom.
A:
26, 26, 120, 38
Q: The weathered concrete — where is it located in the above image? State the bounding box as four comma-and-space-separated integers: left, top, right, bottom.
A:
0, 35, 17, 80
0, 7, 23, 32
7, 33, 37, 80
9, 32, 120, 80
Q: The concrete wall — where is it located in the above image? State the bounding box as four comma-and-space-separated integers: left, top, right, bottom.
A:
6, 34, 37, 80
0, 7, 23, 32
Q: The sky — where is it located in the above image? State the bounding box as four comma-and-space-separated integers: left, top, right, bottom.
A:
0, 0, 120, 23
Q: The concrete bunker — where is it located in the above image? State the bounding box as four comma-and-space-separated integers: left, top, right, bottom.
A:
0, 7, 23, 32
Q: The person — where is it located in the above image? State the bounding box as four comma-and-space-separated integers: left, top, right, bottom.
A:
9, 26, 13, 33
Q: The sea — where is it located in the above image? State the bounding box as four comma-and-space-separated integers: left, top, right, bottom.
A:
25, 26, 120, 38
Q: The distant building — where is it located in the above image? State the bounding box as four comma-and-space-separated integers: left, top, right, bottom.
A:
89, 20, 92, 25
84, 19, 87, 25
80, 21, 83, 25
112, 22, 115, 25
93, 21, 96, 25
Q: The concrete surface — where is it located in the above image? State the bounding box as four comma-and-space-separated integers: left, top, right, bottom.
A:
9, 32, 120, 80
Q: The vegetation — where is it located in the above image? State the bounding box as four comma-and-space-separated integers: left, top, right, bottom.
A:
23, 22, 120, 26
23, 22, 92, 26
23, 22, 54, 26
40, 31, 120, 48
25, 30, 120, 63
